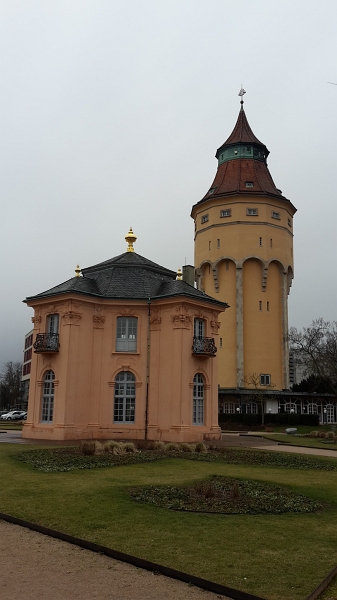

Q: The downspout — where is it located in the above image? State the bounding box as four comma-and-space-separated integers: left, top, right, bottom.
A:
145, 297, 151, 439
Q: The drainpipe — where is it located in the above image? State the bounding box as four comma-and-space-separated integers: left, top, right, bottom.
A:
145, 297, 151, 439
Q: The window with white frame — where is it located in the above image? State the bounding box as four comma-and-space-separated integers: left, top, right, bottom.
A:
193, 373, 204, 425
116, 317, 138, 352
307, 403, 318, 415
260, 374, 271, 385
247, 208, 258, 216
47, 314, 59, 334
201, 214, 209, 224
194, 318, 205, 338
220, 209, 231, 218
246, 402, 257, 414
223, 402, 235, 414
284, 402, 297, 413
41, 370, 55, 423
272, 211, 280, 219
114, 371, 136, 423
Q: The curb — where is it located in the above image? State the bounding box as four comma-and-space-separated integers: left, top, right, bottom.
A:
304, 564, 337, 600
0, 511, 266, 600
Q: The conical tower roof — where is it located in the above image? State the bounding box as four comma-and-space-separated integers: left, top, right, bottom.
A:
192, 105, 296, 212
216, 106, 268, 157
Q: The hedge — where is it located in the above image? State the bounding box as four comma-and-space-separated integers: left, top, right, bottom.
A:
218, 413, 319, 426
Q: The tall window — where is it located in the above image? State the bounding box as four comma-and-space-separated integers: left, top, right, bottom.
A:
194, 318, 205, 338
116, 317, 138, 352
47, 314, 59, 334
41, 370, 55, 423
114, 371, 136, 423
193, 373, 204, 425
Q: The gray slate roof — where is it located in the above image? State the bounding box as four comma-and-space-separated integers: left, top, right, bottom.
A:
25, 251, 229, 309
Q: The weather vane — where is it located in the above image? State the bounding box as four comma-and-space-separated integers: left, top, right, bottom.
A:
238, 85, 246, 108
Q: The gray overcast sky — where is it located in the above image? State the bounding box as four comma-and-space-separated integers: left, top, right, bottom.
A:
1, 0, 336, 368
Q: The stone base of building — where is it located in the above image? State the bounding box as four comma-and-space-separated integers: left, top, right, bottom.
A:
22, 423, 222, 443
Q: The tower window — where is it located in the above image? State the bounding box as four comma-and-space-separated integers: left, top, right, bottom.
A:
217, 239, 220, 249
245, 182, 254, 188
259, 237, 262, 246
247, 208, 258, 216
259, 301, 262, 311
220, 209, 231, 218
208, 241, 211, 250
288, 218, 292, 227
220, 337, 223, 348
201, 214, 209, 224
267, 301, 270, 311
270, 239, 273, 248
260, 374, 271, 386
272, 211, 280, 219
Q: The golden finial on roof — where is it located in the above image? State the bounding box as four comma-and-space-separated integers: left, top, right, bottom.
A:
75, 264, 81, 277
176, 268, 183, 281
125, 227, 137, 252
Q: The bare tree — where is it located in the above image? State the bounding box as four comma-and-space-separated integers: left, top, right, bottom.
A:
289, 319, 337, 393
0, 362, 22, 409
243, 373, 275, 425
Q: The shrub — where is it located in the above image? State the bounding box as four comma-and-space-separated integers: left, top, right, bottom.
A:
103, 440, 119, 454
195, 442, 207, 453
165, 442, 181, 452
153, 441, 166, 451
326, 431, 335, 439
308, 431, 319, 438
318, 431, 327, 438
94, 441, 104, 454
181, 443, 196, 453
122, 442, 137, 453
79, 440, 95, 456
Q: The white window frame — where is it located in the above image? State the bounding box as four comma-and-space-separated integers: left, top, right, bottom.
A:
193, 373, 204, 425
201, 214, 209, 224
246, 402, 257, 414
220, 209, 231, 218
114, 371, 136, 423
223, 402, 235, 414
194, 318, 205, 338
116, 317, 138, 352
47, 314, 59, 334
41, 370, 55, 423
247, 208, 258, 216
272, 211, 280, 220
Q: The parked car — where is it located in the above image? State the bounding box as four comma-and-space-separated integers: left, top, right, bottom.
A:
0, 410, 26, 421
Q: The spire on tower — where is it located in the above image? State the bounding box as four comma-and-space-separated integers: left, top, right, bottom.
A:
238, 85, 246, 110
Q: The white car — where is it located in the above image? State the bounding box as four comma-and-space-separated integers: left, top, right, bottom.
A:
0, 411, 26, 421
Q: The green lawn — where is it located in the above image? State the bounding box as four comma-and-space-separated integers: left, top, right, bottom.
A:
260, 433, 337, 450
1, 444, 337, 600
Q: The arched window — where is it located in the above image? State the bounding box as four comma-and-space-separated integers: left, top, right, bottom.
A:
114, 371, 136, 423
307, 403, 318, 415
284, 402, 297, 414
193, 374, 204, 425
41, 370, 55, 423
223, 402, 235, 414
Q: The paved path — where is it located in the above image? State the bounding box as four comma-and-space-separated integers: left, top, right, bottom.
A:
0, 521, 227, 600
253, 443, 337, 458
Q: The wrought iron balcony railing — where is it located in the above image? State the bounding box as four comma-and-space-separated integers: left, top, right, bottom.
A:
192, 336, 217, 357
33, 333, 60, 353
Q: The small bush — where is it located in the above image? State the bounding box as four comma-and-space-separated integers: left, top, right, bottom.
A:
326, 431, 335, 439
103, 441, 120, 454
181, 443, 196, 453
308, 431, 319, 438
153, 441, 166, 451
195, 442, 207, 453
79, 440, 95, 456
318, 431, 327, 438
165, 442, 181, 452
94, 441, 104, 454
122, 442, 137, 453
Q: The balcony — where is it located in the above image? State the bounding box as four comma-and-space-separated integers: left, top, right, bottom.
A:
192, 336, 217, 357
33, 333, 60, 353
